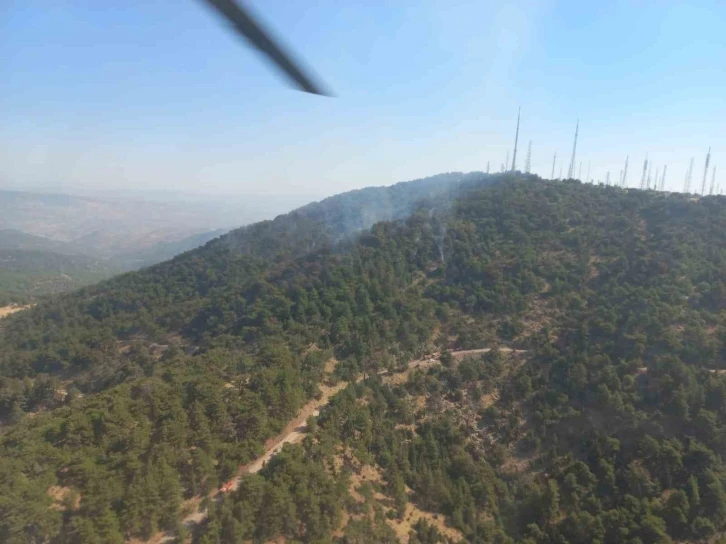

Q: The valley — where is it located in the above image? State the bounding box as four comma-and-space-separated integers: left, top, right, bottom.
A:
0, 189, 316, 303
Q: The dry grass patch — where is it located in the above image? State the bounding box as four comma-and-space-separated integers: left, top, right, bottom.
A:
388, 502, 464, 544
47, 485, 80, 512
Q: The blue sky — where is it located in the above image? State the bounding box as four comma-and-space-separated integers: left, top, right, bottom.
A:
2, 0, 725, 197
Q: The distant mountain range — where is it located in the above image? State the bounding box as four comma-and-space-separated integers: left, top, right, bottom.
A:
0, 228, 231, 304
0, 188, 315, 302
0, 189, 230, 256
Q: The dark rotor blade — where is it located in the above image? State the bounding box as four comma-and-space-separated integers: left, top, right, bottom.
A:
201, 0, 330, 96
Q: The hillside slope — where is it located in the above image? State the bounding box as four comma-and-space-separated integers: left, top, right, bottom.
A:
0, 249, 117, 303
0, 230, 116, 304
0, 189, 238, 250
114, 229, 228, 271
1, 174, 726, 544
0, 226, 228, 303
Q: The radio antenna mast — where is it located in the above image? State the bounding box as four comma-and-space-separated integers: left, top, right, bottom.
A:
660, 165, 667, 191
640, 154, 649, 189
684, 158, 694, 193
511, 107, 520, 171
568, 119, 579, 178
710, 166, 717, 195
701, 147, 711, 195
647, 161, 653, 189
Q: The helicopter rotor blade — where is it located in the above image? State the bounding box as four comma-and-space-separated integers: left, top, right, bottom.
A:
200, 0, 330, 96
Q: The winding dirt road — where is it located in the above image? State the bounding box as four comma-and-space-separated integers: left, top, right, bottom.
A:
153, 347, 523, 542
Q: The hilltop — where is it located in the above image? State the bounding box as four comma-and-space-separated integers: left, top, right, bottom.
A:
1, 173, 725, 544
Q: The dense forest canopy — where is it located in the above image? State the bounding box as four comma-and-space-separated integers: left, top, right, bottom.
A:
1, 172, 725, 543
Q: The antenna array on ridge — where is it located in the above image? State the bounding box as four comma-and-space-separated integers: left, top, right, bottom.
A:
485, 112, 711, 195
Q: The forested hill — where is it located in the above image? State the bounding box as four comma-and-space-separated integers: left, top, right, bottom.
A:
2, 173, 726, 544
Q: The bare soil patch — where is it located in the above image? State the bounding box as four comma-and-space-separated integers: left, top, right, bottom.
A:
0, 304, 31, 318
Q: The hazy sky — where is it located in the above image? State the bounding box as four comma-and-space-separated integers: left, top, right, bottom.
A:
2, 0, 725, 197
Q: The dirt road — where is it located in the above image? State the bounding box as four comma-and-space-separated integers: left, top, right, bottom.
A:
449, 346, 525, 359
240, 382, 347, 478
155, 383, 348, 542
154, 347, 525, 542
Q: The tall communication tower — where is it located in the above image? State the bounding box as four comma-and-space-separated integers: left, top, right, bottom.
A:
710, 167, 717, 195
684, 158, 694, 193
486, 161, 490, 174
606, 172, 610, 185
551, 152, 557, 179
701, 147, 711, 195
505, 151, 509, 174
568, 119, 579, 178
586, 161, 591, 183
640, 155, 649, 189
619, 170, 623, 186
623, 156, 629, 187
654, 167, 659, 191
647, 161, 653, 189
525, 141, 532, 173
511, 108, 521, 171
660, 165, 667, 191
